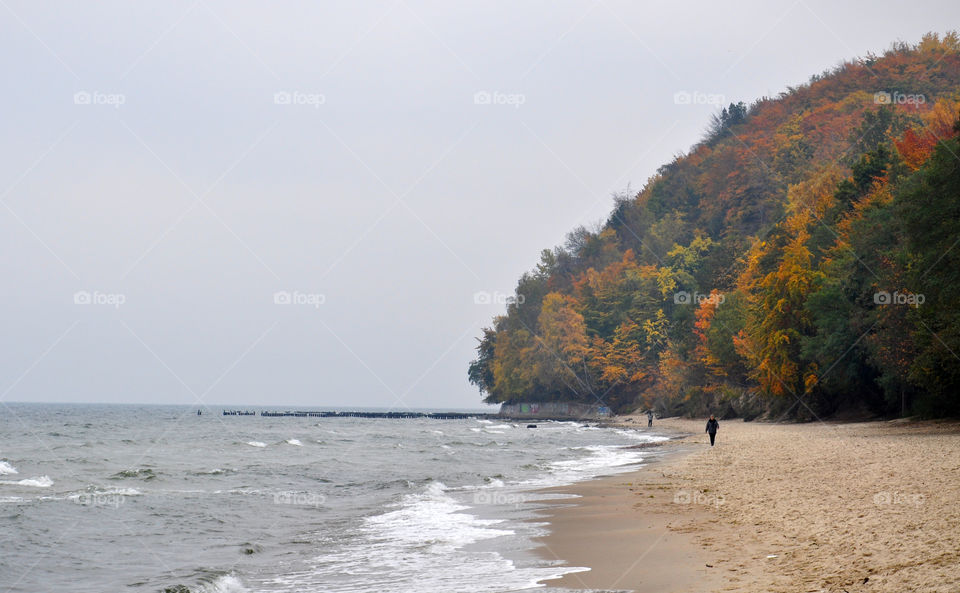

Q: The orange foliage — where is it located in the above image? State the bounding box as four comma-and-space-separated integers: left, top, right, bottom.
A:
894, 99, 960, 170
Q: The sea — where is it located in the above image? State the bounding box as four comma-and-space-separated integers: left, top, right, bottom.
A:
0, 404, 669, 593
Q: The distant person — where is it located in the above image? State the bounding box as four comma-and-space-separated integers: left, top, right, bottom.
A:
705, 415, 719, 446
646, 410, 654, 427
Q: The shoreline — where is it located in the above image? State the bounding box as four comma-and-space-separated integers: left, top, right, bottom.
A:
530, 424, 722, 592
529, 415, 960, 593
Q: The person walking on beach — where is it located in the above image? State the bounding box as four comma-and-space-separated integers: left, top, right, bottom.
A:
646, 410, 654, 427
705, 415, 719, 446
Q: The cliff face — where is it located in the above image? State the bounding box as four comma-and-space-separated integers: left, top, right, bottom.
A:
469, 33, 960, 418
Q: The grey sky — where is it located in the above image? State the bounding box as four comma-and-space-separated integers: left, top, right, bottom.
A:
1, 1, 956, 408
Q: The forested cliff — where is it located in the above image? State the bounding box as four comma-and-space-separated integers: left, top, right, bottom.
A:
469, 33, 960, 419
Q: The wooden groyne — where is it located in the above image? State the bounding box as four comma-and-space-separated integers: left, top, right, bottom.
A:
223, 410, 501, 420
219, 409, 604, 422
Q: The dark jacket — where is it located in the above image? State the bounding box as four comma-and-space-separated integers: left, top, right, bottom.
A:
705, 418, 719, 434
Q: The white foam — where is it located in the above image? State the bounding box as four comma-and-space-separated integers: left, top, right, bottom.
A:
365, 481, 512, 550
66, 487, 142, 502
273, 480, 589, 593
196, 575, 249, 593
245, 441, 267, 448
0, 461, 18, 475
614, 429, 670, 442
520, 444, 649, 489
12, 476, 53, 488
257, 424, 668, 593
285, 439, 303, 446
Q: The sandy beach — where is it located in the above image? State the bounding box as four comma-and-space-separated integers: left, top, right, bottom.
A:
536, 417, 960, 593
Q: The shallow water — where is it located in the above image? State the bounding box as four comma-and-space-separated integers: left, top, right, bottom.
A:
0, 403, 666, 592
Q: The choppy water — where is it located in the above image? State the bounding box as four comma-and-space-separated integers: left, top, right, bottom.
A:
0, 404, 668, 593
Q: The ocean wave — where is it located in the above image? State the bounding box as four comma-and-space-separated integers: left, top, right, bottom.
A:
285, 439, 303, 446
614, 429, 670, 442
111, 487, 142, 496
482, 478, 505, 489
541, 445, 645, 486
106, 487, 141, 496
364, 481, 513, 551
245, 441, 267, 448
283, 480, 589, 592
511, 442, 652, 490
197, 575, 248, 593
4, 476, 54, 488
165, 574, 249, 593
110, 468, 157, 480
0, 461, 18, 475
194, 468, 232, 476
67, 487, 142, 502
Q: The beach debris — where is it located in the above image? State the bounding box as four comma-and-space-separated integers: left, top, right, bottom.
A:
863, 577, 869, 584
526, 424, 537, 428
705, 563, 713, 568
766, 554, 778, 559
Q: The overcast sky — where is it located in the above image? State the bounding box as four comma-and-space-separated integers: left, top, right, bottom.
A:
1, 1, 956, 409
